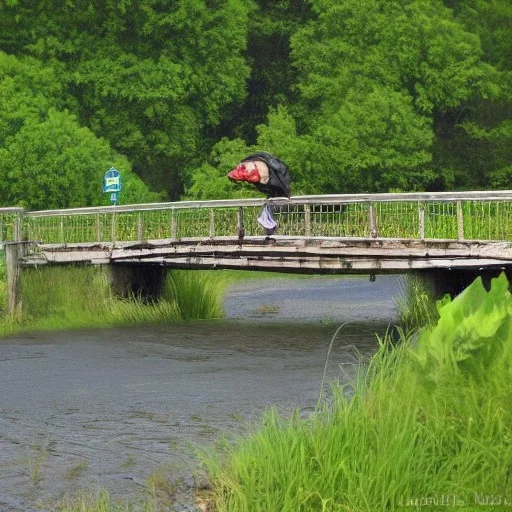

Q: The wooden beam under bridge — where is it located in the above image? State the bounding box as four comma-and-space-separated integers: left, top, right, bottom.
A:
21, 236, 512, 274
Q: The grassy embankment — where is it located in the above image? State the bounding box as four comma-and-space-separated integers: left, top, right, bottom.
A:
0, 260, 230, 337
203, 273, 512, 512
0, 252, 348, 337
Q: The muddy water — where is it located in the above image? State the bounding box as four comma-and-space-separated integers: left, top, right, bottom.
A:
0, 275, 401, 511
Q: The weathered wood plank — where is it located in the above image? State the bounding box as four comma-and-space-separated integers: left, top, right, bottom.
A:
107, 244, 512, 261
26, 236, 512, 274
34, 249, 512, 270
113, 255, 512, 273
37, 236, 512, 251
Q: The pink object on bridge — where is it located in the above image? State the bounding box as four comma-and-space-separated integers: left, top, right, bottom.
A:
227, 162, 261, 183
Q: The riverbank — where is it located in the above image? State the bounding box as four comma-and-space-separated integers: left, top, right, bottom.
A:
30, 273, 512, 512
0, 261, 401, 336
0, 265, 227, 337
204, 273, 512, 512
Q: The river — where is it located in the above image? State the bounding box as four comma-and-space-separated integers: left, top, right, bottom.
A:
0, 274, 401, 511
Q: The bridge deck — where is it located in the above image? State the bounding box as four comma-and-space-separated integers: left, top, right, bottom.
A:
24, 236, 512, 274
2, 190, 512, 274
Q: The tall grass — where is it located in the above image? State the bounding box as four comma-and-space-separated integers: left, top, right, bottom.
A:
0, 264, 227, 337
57, 489, 140, 512
204, 274, 512, 512
166, 269, 225, 320
395, 274, 440, 332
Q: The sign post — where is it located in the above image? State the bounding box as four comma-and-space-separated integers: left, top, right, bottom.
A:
102, 167, 122, 205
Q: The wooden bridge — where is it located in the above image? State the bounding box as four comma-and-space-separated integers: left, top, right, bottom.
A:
2, 190, 512, 314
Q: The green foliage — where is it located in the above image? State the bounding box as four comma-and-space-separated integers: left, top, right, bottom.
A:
0, 51, 65, 141
0, 52, 159, 208
205, 273, 512, 511
0, 266, 226, 336
166, 270, 225, 320
57, 489, 130, 512
415, 272, 512, 381
0, 0, 511, 203
395, 274, 440, 332
287, 0, 501, 192
221, 0, 311, 143
0, 108, 158, 208
183, 138, 261, 200
187, 0, 511, 198
0, 0, 253, 199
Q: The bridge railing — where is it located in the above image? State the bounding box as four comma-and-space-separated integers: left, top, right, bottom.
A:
2, 191, 512, 244
0, 208, 25, 243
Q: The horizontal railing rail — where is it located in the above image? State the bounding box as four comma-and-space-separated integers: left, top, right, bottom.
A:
0, 191, 512, 245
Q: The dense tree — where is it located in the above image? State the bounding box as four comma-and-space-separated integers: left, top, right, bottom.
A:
436, 0, 512, 189
0, 0, 253, 199
0, 52, 65, 142
184, 137, 257, 200
216, 0, 311, 143
0, 0, 510, 203
286, 0, 502, 193
188, 0, 510, 197
0, 52, 157, 209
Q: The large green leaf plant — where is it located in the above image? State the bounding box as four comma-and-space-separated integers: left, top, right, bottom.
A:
415, 272, 512, 383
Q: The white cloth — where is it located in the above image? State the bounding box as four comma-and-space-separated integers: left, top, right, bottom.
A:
257, 205, 277, 230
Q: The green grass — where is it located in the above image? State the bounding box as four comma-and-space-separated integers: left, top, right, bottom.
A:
394, 274, 440, 332
56, 489, 135, 512
63, 460, 89, 481
3, 247, 510, 511
55, 466, 197, 512
0, 264, 230, 337
203, 274, 512, 512
0, 254, 353, 337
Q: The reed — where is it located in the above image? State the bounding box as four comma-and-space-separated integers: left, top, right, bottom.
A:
395, 274, 440, 332
165, 269, 225, 320
56, 489, 135, 512
204, 274, 512, 512
0, 265, 227, 336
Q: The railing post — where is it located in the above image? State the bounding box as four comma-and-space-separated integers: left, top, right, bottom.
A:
60, 218, 65, 244
13, 214, 22, 242
171, 209, 177, 239
96, 213, 101, 242
369, 203, 378, 238
305, 204, 311, 237
111, 210, 116, 244
237, 207, 245, 240
5, 242, 27, 319
209, 209, 215, 238
456, 200, 464, 241
419, 202, 425, 240
137, 213, 144, 242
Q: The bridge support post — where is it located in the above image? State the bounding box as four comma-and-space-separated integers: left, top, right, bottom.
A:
414, 268, 505, 300
109, 264, 167, 302
5, 242, 27, 319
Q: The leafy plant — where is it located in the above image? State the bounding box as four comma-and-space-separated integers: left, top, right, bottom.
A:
204, 273, 512, 511
415, 272, 512, 381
